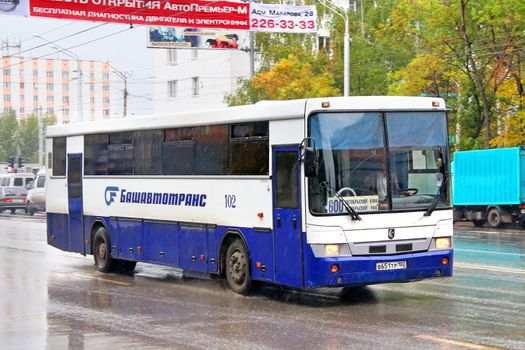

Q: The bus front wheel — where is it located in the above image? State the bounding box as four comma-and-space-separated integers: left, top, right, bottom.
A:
93, 227, 114, 273
225, 239, 252, 295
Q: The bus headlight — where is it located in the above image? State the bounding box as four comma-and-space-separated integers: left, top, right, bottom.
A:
325, 244, 341, 256
434, 237, 452, 249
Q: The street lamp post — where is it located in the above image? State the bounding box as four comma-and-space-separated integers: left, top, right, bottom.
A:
34, 36, 84, 122
317, 0, 351, 96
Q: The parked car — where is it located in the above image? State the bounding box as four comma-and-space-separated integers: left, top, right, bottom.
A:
0, 173, 35, 188
0, 186, 28, 214
26, 169, 46, 215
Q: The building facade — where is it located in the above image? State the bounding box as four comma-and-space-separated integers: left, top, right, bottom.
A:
1, 55, 115, 123
153, 48, 250, 114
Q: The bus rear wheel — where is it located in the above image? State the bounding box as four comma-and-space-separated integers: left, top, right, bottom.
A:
225, 239, 252, 295
93, 227, 114, 273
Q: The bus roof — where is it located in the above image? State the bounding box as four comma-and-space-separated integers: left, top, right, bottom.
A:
46, 96, 446, 138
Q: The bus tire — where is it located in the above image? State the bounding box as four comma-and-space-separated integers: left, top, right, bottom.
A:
225, 239, 252, 295
93, 227, 114, 273
487, 207, 503, 228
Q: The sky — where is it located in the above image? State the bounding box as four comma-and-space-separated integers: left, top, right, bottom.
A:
0, 14, 156, 116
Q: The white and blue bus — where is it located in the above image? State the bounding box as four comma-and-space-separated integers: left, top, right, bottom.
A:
46, 96, 453, 294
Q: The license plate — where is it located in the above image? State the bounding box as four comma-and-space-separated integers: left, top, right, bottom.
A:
14, 199, 23, 203
376, 261, 407, 271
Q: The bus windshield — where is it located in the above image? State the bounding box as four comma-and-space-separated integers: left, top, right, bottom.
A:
308, 111, 450, 215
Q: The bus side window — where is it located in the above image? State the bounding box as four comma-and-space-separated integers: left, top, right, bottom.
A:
52, 137, 66, 176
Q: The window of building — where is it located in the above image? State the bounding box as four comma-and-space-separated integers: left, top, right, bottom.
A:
3, 95, 10, 101
33, 96, 38, 102
103, 73, 109, 80
3, 69, 10, 76
63, 96, 70, 104
103, 85, 110, 92
52, 137, 66, 176
168, 80, 177, 99
63, 108, 69, 116
47, 108, 54, 115
33, 71, 38, 78
90, 73, 95, 80
47, 83, 54, 90
47, 96, 54, 102
3, 82, 11, 88
103, 97, 110, 104
192, 50, 198, 59
46, 71, 53, 78
3, 107, 10, 113
33, 83, 38, 90
62, 84, 69, 91
192, 77, 199, 96
103, 109, 110, 117
90, 84, 95, 92
20, 95, 24, 101
19, 70, 24, 76
62, 72, 69, 79
90, 97, 95, 104
19, 108, 24, 114
167, 49, 177, 64
19, 82, 24, 89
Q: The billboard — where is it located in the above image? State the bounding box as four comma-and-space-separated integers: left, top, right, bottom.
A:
148, 27, 248, 49
0, 0, 29, 16
29, 0, 250, 30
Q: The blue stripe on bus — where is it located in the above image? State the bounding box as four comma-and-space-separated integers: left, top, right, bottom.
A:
47, 212, 453, 289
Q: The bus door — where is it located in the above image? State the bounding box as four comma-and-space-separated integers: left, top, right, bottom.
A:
67, 153, 84, 254
272, 146, 303, 288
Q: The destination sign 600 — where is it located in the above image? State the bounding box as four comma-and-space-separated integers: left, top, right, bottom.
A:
250, 3, 317, 33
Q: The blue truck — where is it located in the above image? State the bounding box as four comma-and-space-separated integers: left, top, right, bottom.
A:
452, 146, 525, 228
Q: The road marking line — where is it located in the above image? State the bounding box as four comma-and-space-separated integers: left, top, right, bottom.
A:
415, 335, 502, 350
455, 263, 525, 275
70, 272, 132, 286
455, 248, 523, 257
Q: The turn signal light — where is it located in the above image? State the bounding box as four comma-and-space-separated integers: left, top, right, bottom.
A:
330, 264, 339, 273
256, 261, 262, 269
257, 212, 264, 219
442, 257, 449, 266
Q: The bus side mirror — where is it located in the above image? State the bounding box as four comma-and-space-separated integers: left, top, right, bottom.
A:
304, 147, 319, 178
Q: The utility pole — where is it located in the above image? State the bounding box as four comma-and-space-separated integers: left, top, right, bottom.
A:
317, 0, 351, 96
111, 68, 132, 117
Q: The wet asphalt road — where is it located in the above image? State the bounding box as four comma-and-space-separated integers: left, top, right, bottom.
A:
0, 214, 524, 350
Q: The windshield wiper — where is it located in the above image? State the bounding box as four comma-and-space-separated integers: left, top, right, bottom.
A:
424, 174, 446, 217
320, 181, 361, 221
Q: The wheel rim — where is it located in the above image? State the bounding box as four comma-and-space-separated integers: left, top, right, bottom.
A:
489, 211, 500, 226
228, 249, 246, 285
96, 240, 107, 268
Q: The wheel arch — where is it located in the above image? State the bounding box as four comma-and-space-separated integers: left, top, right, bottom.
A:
89, 218, 110, 255
218, 229, 250, 277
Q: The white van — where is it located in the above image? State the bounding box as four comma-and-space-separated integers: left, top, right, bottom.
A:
26, 169, 46, 215
0, 173, 35, 188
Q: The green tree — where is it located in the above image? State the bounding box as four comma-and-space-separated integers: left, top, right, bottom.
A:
19, 114, 39, 163
0, 109, 19, 162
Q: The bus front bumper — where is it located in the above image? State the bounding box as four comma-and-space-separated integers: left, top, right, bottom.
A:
304, 249, 453, 288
